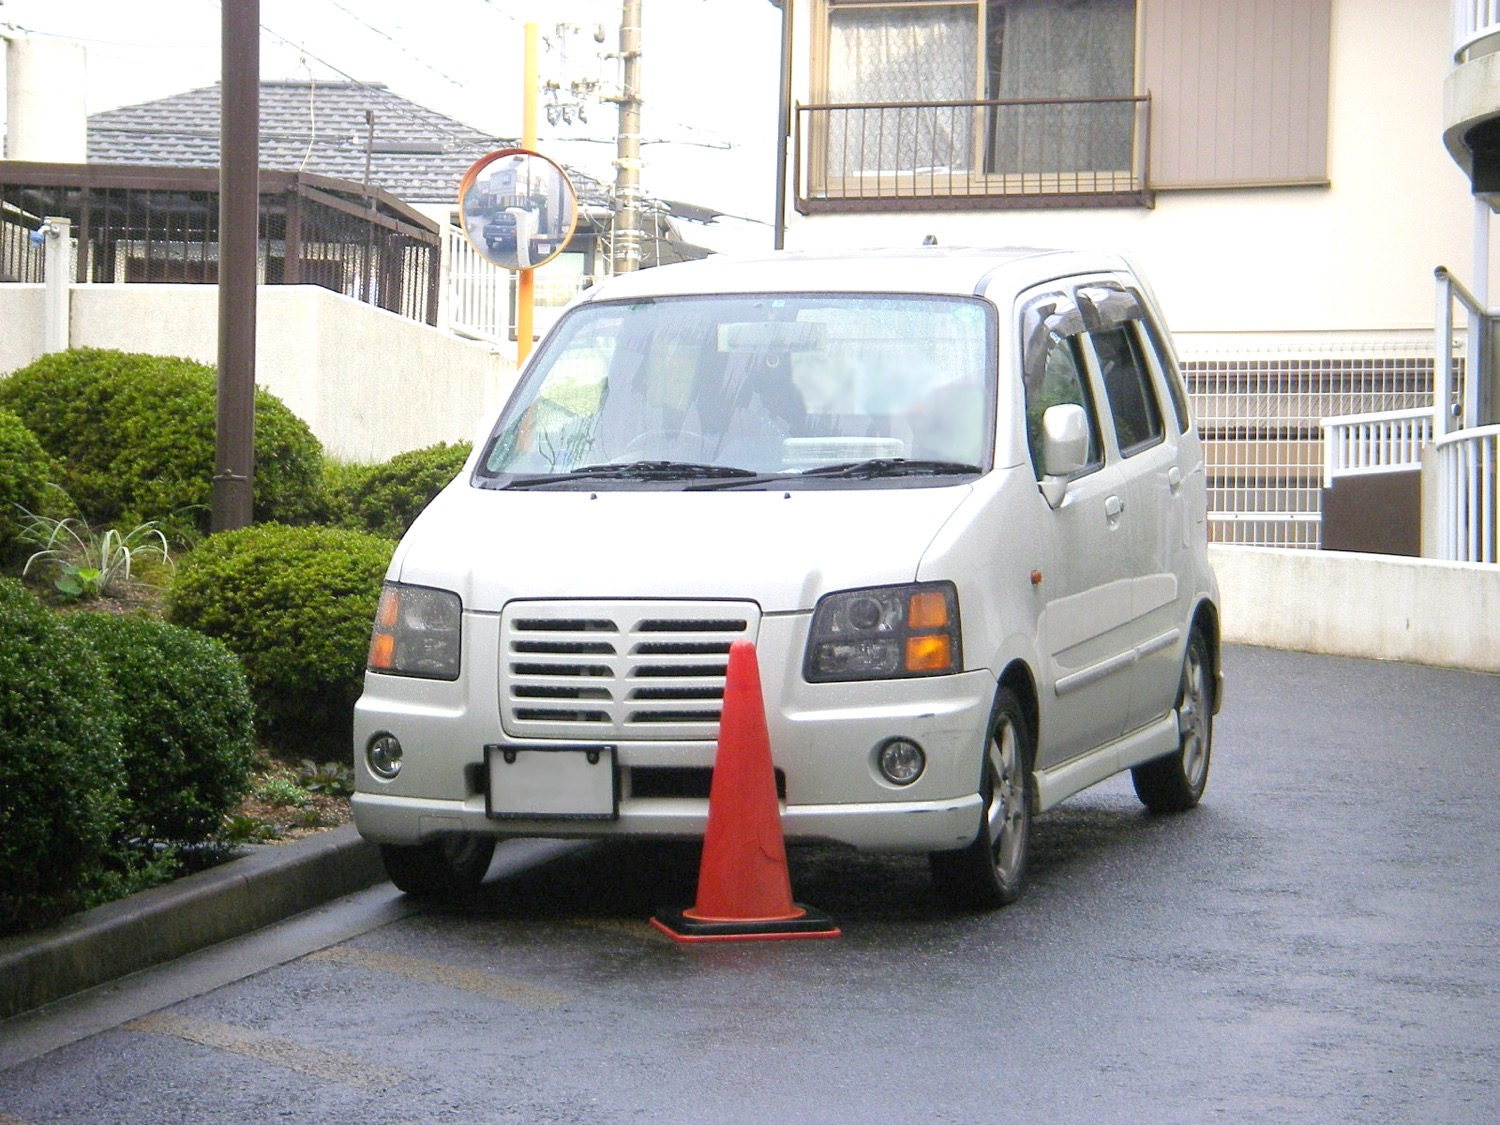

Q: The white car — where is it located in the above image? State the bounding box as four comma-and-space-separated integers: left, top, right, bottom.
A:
353, 246, 1221, 909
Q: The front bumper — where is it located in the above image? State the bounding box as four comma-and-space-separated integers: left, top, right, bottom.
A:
352, 788, 983, 852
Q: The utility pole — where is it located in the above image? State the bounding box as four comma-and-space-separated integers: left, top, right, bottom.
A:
611, 0, 643, 275
214, 0, 259, 532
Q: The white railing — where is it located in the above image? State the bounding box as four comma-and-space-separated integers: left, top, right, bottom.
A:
1454, 0, 1500, 60
1433, 424, 1500, 563
442, 224, 511, 345
1320, 408, 1434, 487
441, 224, 600, 347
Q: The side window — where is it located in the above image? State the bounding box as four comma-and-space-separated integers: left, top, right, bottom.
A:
1137, 306, 1192, 434
1020, 292, 1104, 481
1089, 325, 1165, 456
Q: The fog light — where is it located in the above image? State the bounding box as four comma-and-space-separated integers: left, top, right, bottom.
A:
877, 738, 925, 786
367, 733, 404, 779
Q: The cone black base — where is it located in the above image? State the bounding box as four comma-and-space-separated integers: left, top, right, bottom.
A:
650, 905, 842, 943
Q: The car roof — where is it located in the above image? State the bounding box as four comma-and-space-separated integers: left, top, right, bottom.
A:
577, 246, 1136, 302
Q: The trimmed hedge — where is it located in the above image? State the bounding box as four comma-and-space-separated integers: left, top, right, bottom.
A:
62, 613, 256, 844
326, 441, 472, 541
0, 579, 124, 933
0, 408, 57, 560
165, 524, 394, 755
0, 348, 324, 537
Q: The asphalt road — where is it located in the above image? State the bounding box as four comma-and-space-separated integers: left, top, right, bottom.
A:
1, 645, 1497, 1124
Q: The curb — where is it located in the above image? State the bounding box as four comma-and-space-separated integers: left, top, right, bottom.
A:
0, 825, 386, 1022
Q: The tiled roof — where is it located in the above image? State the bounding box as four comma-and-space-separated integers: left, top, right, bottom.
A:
87, 81, 610, 207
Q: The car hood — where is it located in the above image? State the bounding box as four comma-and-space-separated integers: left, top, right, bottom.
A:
389, 482, 975, 614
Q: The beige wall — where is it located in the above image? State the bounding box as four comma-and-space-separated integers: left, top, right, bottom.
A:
786, 0, 1494, 338
0, 284, 517, 463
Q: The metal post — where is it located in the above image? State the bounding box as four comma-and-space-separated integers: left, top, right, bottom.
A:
774, 0, 792, 250
41, 217, 71, 353
213, 0, 259, 532
612, 0, 643, 274
1435, 267, 1458, 439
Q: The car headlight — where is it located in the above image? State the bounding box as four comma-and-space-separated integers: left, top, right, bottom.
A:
804, 582, 961, 682
367, 582, 462, 680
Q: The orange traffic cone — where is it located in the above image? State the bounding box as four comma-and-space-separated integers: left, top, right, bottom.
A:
651, 640, 840, 942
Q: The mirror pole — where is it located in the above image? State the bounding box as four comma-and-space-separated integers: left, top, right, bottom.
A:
517, 22, 539, 366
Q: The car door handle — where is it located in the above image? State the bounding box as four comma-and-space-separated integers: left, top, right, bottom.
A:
1104, 495, 1125, 519
1167, 466, 1183, 494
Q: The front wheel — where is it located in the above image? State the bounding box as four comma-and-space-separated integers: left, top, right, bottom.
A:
380, 834, 496, 899
929, 689, 1033, 910
1131, 628, 1214, 813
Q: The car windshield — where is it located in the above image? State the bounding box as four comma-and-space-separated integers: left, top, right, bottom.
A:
475, 292, 996, 487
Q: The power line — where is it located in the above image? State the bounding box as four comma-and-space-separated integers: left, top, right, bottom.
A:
323, 0, 467, 89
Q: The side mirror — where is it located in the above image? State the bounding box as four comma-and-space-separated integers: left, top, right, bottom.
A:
1039, 403, 1088, 508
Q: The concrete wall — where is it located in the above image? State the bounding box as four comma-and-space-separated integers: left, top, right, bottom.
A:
0, 283, 518, 463
1210, 544, 1500, 673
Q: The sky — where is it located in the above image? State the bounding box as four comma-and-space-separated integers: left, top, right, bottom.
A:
0, 0, 785, 251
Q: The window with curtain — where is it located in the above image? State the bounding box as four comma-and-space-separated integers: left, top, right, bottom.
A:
826, 3, 979, 175
985, 0, 1137, 175
821, 0, 1137, 179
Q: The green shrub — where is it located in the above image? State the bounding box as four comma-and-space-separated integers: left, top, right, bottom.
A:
0, 579, 124, 933
165, 524, 394, 755
62, 613, 256, 844
0, 348, 325, 537
327, 441, 472, 541
0, 408, 58, 560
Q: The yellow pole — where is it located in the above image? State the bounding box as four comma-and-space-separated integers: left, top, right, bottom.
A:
517, 22, 539, 366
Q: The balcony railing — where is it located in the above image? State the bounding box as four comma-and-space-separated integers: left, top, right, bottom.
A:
795, 95, 1151, 212
1433, 425, 1500, 563
1454, 0, 1500, 61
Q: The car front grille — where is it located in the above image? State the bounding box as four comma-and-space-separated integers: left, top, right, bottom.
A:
499, 601, 760, 741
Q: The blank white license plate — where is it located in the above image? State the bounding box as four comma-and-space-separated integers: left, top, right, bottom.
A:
485, 745, 618, 820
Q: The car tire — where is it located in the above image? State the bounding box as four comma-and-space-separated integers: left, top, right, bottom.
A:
929, 688, 1033, 910
380, 834, 496, 898
1131, 628, 1214, 813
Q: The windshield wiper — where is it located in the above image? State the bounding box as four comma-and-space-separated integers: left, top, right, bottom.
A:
502, 460, 758, 488
795, 458, 983, 480
683, 457, 983, 491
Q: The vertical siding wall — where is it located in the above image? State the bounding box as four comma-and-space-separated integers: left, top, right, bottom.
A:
1141, 0, 1333, 188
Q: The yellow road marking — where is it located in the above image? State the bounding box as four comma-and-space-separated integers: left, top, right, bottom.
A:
123, 1012, 400, 1090
306, 945, 567, 1008
569, 917, 660, 940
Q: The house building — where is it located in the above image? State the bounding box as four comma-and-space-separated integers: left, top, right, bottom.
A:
772, 0, 1496, 555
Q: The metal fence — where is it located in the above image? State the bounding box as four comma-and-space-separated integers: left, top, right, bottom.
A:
1182, 340, 1438, 548
0, 162, 441, 324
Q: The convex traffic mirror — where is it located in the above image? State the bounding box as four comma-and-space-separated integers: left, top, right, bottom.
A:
458, 148, 578, 271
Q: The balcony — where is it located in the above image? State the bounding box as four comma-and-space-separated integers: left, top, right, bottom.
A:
1445, 2, 1500, 193
1454, 1, 1500, 62
794, 95, 1152, 213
